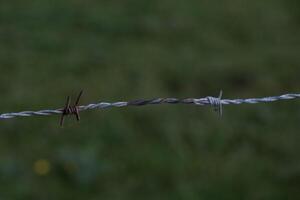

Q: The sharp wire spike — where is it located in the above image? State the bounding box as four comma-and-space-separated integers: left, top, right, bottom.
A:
218, 90, 223, 117
60, 96, 71, 127
75, 90, 83, 106
66, 96, 71, 109
60, 91, 83, 127
59, 112, 65, 127
207, 90, 223, 117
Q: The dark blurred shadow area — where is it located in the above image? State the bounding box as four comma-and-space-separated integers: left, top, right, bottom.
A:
0, 0, 300, 199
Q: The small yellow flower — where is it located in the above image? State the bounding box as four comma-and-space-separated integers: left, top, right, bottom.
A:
34, 159, 51, 176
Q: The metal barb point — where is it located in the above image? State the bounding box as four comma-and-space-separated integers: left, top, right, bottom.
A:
60, 90, 83, 127
218, 90, 223, 117
207, 90, 223, 117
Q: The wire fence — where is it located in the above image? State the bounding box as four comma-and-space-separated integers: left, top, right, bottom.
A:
0, 92, 300, 123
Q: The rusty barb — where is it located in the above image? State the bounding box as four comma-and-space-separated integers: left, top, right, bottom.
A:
60, 90, 83, 127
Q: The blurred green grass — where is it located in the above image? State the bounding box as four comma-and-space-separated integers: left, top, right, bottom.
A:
1, 0, 300, 199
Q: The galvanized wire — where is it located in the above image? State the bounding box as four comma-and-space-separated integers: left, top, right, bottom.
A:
0, 92, 300, 120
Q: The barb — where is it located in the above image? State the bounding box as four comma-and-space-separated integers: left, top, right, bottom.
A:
206, 90, 223, 117
60, 90, 83, 127
1, 92, 300, 121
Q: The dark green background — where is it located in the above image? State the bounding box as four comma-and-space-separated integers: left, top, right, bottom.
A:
1, 0, 300, 199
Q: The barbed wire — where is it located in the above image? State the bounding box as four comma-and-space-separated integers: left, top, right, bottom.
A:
0, 92, 300, 122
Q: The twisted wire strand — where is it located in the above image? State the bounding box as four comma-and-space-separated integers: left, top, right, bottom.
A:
0, 93, 300, 120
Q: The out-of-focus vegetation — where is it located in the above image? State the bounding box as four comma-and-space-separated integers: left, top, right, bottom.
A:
1, 0, 300, 199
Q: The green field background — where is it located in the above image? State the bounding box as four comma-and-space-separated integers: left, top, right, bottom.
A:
1, 1, 300, 199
